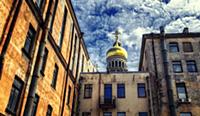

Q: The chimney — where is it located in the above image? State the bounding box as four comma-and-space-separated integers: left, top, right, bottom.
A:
183, 27, 189, 33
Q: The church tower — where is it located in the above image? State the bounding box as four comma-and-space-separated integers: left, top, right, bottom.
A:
106, 30, 128, 72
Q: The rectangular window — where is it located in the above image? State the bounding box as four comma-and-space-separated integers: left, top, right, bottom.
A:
58, 7, 67, 49
139, 112, 148, 116
176, 83, 187, 99
67, 86, 71, 105
138, 83, 146, 97
49, 0, 58, 32
71, 35, 77, 72
23, 24, 36, 57
186, 60, 197, 72
40, 48, 48, 75
180, 112, 192, 116
46, 105, 53, 116
117, 112, 126, 116
84, 84, 92, 98
104, 84, 112, 103
82, 112, 91, 116
169, 42, 179, 52
172, 61, 183, 73
31, 94, 39, 116
51, 64, 58, 89
117, 84, 125, 98
6, 76, 23, 115
183, 42, 193, 52
103, 112, 112, 116
81, 55, 84, 72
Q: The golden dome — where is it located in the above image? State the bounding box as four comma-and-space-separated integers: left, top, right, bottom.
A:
106, 41, 128, 59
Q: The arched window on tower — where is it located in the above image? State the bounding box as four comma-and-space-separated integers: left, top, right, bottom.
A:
109, 62, 111, 67
115, 61, 118, 67
112, 61, 114, 67
119, 61, 121, 67
122, 62, 124, 68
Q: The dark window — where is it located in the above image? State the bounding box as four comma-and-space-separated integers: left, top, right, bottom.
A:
51, 64, 58, 89
84, 84, 92, 98
172, 61, 183, 73
58, 7, 67, 49
81, 55, 84, 72
169, 42, 179, 52
115, 61, 118, 67
112, 61, 114, 67
117, 112, 126, 116
139, 112, 148, 116
176, 83, 187, 99
35, 0, 44, 9
46, 105, 53, 116
180, 112, 192, 116
104, 84, 112, 103
117, 84, 125, 98
31, 94, 39, 116
6, 76, 23, 115
23, 24, 36, 57
138, 83, 146, 97
103, 112, 112, 116
40, 48, 48, 75
82, 112, 91, 116
71, 35, 77, 71
67, 86, 71, 105
49, 0, 58, 32
119, 61, 121, 67
122, 62, 124, 68
183, 42, 193, 52
186, 60, 197, 72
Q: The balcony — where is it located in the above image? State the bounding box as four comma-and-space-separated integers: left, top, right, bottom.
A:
99, 96, 116, 109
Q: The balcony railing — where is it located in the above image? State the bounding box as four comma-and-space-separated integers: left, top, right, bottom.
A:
99, 96, 116, 109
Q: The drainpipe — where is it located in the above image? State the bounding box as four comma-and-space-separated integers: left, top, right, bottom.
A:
0, 0, 23, 78
159, 26, 176, 116
23, 0, 53, 115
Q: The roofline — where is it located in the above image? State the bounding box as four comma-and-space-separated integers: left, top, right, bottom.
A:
80, 71, 149, 75
138, 32, 200, 71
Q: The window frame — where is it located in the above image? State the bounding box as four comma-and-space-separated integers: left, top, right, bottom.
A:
31, 94, 40, 116
137, 83, 146, 98
180, 112, 192, 116
176, 83, 188, 100
117, 112, 126, 116
51, 64, 58, 89
172, 61, 183, 73
84, 84, 93, 99
186, 60, 197, 72
103, 112, 112, 116
46, 105, 53, 116
67, 86, 71, 105
169, 42, 179, 52
117, 83, 125, 98
183, 42, 193, 52
139, 112, 148, 116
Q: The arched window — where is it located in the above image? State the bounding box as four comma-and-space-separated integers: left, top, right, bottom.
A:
122, 62, 124, 68
109, 62, 111, 67
119, 61, 121, 67
115, 61, 118, 67
112, 61, 114, 67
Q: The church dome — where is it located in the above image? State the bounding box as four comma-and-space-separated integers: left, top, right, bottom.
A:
106, 41, 128, 59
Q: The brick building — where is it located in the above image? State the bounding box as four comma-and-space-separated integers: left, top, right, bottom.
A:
0, 0, 95, 116
139, 27, 200, 116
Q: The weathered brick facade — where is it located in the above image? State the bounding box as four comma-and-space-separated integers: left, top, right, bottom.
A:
0, 0, 95, 116
139, 28, 200, 116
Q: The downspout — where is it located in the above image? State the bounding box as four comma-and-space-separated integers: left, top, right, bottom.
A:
60, 24, 75, 116
23, 0, 53, 115
71, 32, 83, 116
151, 34, 160, 116
159, 26, 176, 116
0, 0, 23, 78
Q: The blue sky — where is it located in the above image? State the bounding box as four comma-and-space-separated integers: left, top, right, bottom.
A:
71, 0, 200, 71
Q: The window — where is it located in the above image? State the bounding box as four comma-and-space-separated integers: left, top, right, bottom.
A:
117, 112, 126, 116
183, 42, 193, 52
58, 7, 67, 49
138, 83, 146, 97
112, 61, 114, 67
35, 0, 44, 9
169, 42, 179, 52
46, 105, 53, 116
6, 76, 23, 115
67, 86, 71, 105
81, 55, 84, 72
49, 0, 58, 32
23, 24, 36, 57
180, 112, 192, 116
31, 94, 39, 116
103, 112, 112, 116
176, 83, 187, 99
51, 64, 58, 89
84, 84, 92, 98
186, 60, 197, 72
117, 84, 125, 98
82, 112, 91, 116
71, 35, 77, 71
172, 61, 183, 73
139, 112, 148, 116
40, 48, 48, 75
119, 61, 121, 67
115, 61, 118, 67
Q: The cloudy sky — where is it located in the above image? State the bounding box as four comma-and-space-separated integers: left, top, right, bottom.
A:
71, 0, 200, 71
